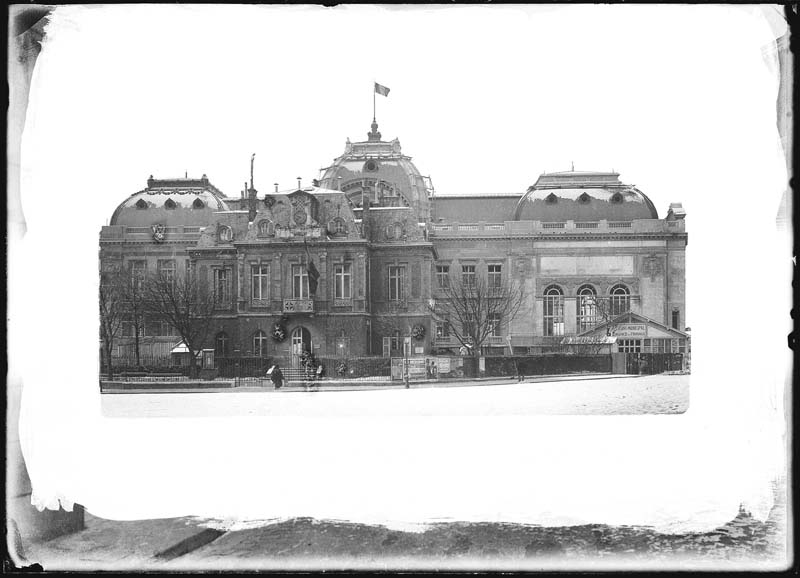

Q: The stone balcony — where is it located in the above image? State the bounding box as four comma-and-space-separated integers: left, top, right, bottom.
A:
283, 299, 313, 313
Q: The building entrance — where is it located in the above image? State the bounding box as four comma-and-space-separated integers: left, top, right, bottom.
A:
291, 327, 312, 368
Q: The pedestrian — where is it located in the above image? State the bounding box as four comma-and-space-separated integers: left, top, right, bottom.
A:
270, 364, 283, 389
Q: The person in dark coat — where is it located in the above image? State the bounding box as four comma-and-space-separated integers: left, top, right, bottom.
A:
270, 364, 283, 389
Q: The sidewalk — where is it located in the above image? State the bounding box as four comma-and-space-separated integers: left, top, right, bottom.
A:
101, 372, 637, 394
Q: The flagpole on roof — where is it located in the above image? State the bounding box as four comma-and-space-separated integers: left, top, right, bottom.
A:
373, 79, 376, 122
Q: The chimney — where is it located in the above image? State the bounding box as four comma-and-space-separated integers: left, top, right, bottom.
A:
248, 154, 257, 222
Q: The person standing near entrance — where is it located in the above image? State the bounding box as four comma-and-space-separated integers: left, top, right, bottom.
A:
270, 364, 283, 389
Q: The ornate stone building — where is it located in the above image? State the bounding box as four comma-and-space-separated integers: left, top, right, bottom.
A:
99, 120, 689, 366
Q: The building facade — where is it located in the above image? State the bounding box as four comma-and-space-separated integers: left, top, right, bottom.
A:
99, 120, 689, 367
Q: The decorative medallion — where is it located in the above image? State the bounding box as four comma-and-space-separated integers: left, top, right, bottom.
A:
151, 223, 166, 243
411, 324, 426, 341
272, 321, 287, 342
291, 197, 308, 226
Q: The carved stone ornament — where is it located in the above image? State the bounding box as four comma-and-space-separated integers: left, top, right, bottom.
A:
643, 254, 663, 281
291, 197, 308, 226
151, 223, 166, 243
263, 195, 275, 208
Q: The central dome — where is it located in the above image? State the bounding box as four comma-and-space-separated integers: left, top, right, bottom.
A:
513, 171, 658, 222
317, 121, 433, 220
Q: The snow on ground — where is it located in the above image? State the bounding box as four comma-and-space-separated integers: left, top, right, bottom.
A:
101, 374, 689, 418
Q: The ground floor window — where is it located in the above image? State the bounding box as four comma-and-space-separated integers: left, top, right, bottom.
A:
618, 339, 641, 353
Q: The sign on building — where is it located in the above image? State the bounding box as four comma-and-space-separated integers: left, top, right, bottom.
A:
613, 324, 648, 337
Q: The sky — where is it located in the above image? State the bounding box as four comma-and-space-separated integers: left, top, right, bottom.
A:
9, 4, 792, 550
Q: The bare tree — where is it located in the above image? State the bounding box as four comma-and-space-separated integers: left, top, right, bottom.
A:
121, 268, 148, 366
144, 269, 219, 378
427, 275, 524, 359
99, 269, 126, 380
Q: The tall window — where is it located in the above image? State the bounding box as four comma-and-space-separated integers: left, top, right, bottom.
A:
215, 332, 229, 356
292, 264, 309, 299
672, 309, 680, 330
157, 259, 176, 285
251, 264, 270, 300
391, 330, 402, 351
436, 265, 450, 289
543, 285, 565, 336
488, 313, 501, 337
488, 264, 502, 291
435, 319, 450, 339
577, 285, 598, 331
334, 263, 352, 299
461, 264, 476, 288
609, 284, 630, 316
129, 260, 146, 291
388, 266, 405, 301
214, 269, 230, 303
253, 330, 268, 356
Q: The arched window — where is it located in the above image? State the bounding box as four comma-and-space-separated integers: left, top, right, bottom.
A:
215, 332, 229, 357
219, 226, 233, 242
578, 192, 591, 204
253, 330, 268, 356
609, 284, 630, 316
543, 285, 564, 336
164, 198, 177, 209
610, 192, 623, 204
135, 198, 148, 209
257, 219, 273, 236
577, 285, 597, 331
545, 193, 558, 204
192, 198, 205, 209
329, 218, 347, 236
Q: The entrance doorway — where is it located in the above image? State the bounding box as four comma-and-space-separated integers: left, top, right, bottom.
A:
291, 326, 312, 368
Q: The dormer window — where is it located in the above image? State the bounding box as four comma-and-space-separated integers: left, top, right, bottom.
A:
164, 198, 177, 210
578, 192, 591, 204
610, 192, 624, 204
192, 198, 205, 209
545, 193, 558, 204
219, 225, 233, 242
385, 222, 404, 240
135, 199, 148, 209
364, 160, 378, 172
328, 218, 347, 236
257, 219, 274, 237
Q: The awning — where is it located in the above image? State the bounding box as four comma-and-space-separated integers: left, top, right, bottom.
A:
170, 341, 199, 355
561, 336, 617, 345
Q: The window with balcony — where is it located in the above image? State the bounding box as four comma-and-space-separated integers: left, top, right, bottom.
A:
609, 284, 630, 316
436, 265, 450, 289
577, 285, 597, 332
388, 266, 405, 301
334, 263, 352, 300
251, 264, 270, 300
488, 264, 502, 291
461, 264, 476, 288
543, 285, 565, 336
292, 264, 309, 299
214, 268, 230, 303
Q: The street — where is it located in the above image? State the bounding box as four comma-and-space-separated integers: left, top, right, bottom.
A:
101, 374, 689, 418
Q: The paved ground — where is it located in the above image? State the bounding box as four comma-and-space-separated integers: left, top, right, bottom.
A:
16, 478, 789, 572
101, 374, 689, 418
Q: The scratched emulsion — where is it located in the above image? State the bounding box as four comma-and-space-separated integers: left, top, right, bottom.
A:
12, 5, 790, 572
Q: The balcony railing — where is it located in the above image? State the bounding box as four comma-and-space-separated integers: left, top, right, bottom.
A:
427, 219, 681, 237
283, 299, 313, 313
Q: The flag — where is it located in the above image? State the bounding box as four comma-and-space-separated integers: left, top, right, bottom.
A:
374, 82, 390, 97
307, 259, 320, 295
